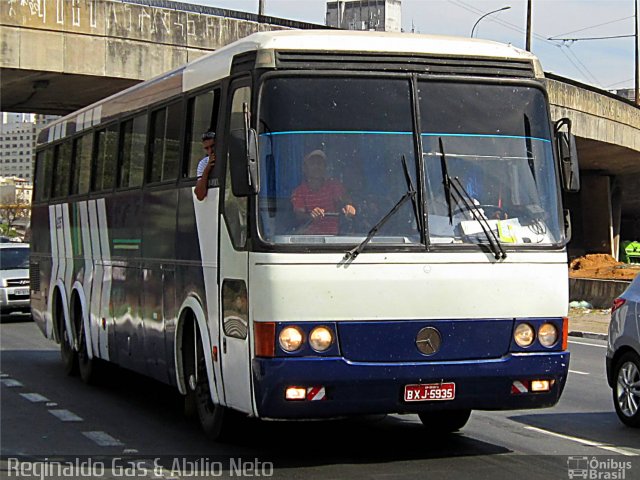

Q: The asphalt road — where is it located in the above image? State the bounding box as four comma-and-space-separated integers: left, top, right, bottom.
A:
1, 319, 638, 480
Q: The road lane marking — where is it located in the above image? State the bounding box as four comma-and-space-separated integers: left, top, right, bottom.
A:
1, 379, 23, 387
524, 425, 638, 456
569, 340, 607, 349
0, 373, 8, 378
20, 393, 50, 402
46, 402, 58, 407
82, 431, 124, 447
48, 409, 83, 422
569, 370, 590, 375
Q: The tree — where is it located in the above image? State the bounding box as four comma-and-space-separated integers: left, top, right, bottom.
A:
0, 185, 31, 239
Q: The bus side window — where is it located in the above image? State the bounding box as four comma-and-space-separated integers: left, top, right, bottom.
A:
51, 141, 72, 198
119, 114, 147, 188
223, 85, 250, 249
34, 149, 53, 202
149, 101, 182, 183
70, 133, 92, 195
184, 89, 220, 178
92, 125, 118, 192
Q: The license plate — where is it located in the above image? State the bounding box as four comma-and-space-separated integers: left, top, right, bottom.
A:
404, 382, 455, 402
13, 288, 29, 296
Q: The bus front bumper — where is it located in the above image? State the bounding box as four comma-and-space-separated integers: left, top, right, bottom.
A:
252, 352, 569, 419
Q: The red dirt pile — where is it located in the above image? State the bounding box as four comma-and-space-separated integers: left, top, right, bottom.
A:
569, 254, 640, 281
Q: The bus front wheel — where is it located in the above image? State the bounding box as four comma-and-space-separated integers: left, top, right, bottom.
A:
184, 321, 230, 440
193, 359, 227, 439
418, 410, 471, 433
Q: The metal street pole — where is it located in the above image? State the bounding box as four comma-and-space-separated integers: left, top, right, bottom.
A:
259, 0, 265, 16
470, 6, 511, 38
526, 0, 532, 51
635, 0, 639, 104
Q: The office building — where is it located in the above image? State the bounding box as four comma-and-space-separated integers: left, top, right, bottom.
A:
326, 0, 401, 32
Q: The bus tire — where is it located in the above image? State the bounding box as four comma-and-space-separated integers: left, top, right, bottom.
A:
56, 294, 77, 376
78, 320, 101, 384
71, 294, 97, 384
418, 409, 471, 433
193, 330, 228, 439
182, 314, 229, 440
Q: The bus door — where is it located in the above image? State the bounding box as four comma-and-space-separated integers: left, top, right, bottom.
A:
218, 81, 253, 414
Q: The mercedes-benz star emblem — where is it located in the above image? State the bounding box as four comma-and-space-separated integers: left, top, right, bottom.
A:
416, 327, 442, 355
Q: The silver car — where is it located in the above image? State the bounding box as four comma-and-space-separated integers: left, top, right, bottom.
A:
606, 274, 640, 427
0, 243, 30, 317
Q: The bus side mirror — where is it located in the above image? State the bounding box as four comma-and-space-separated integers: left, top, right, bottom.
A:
554, 118, 580, 193
228, 102, 259, 197
247, 127, 259, 194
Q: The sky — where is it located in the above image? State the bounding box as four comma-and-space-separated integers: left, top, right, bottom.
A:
190, 0, 638, 92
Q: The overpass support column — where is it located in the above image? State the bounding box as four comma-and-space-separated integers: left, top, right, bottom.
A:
611, 178, 622, 261
580, 175, 615, 258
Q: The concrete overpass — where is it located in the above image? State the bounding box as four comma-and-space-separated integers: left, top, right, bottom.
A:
1, 0, 639, 257
0, 0, 322, 114
544, 74, 640, 258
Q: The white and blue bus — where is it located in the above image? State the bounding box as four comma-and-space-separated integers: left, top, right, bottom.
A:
30, 30, 580, 437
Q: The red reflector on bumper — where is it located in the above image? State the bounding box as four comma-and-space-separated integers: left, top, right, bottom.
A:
285, 386, 326, 401
511, 380, 529, 394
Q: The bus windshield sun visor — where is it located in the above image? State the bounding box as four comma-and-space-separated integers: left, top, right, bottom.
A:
438, 138, 507, 260
344, 155, 418, 261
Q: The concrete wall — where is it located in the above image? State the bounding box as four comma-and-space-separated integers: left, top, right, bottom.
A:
569, 278, 631, 309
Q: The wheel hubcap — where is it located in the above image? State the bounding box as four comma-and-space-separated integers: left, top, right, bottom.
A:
616, 361, 640, 417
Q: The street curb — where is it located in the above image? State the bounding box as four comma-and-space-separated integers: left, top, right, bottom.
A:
568, 331, 607, 341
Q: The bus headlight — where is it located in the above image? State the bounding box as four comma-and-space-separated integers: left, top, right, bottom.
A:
538, 323, 558, 347
514, 323, 535, 347
279, 326, 304, 352
309, 326, 333, 352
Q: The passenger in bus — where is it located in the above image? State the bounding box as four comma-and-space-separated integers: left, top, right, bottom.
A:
195, 131, 217, 201
291, 149, 356, 235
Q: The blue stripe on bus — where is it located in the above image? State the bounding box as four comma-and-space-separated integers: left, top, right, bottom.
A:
259, 130, 551, 143
421, 133, 551, 143
260, 130, 412, 136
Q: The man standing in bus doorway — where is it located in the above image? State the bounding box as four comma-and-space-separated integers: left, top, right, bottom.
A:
291, 149, 356, 234
195, 131, 216, 201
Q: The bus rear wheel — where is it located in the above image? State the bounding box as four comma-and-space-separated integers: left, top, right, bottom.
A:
78, 321, 101, 384
57, 298, 77, 376
418, 410, 471, 433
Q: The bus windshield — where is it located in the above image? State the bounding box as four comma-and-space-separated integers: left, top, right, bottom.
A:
419, 81, 563, 246
257, 76, 563, 248
258, 76, 420, 246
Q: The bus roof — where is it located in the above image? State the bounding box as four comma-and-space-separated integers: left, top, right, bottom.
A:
39, 30, 542, 145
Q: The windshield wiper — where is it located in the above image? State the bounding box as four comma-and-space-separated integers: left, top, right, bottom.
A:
438, 137, 506, 260
438, 137, 454, 224
344, 156, 417, 261
401, 154, 422, 234
449, 177, 507, 260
